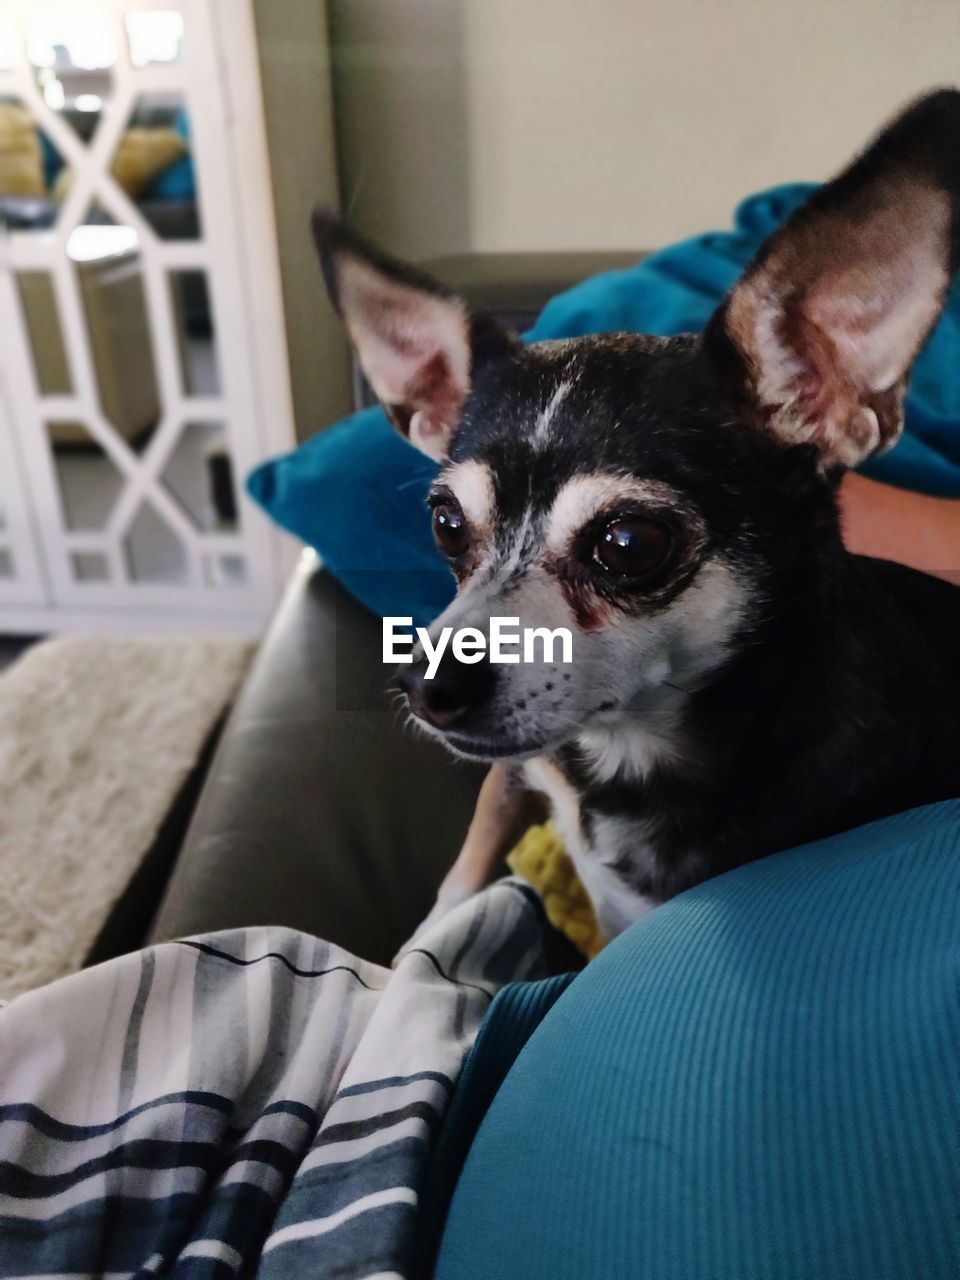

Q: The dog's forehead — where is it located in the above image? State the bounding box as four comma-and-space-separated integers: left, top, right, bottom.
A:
456, 333, 692, 451
442, 332, 711, 537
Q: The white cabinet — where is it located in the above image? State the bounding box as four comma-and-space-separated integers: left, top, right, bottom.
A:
0, 0, 296, 634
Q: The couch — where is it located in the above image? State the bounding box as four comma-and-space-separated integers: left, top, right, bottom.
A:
148, 556, 486, 964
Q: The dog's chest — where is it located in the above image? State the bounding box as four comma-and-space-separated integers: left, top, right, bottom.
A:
523, 756, 658, 941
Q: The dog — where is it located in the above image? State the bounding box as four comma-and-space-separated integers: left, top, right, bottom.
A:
313, 89, 960, 944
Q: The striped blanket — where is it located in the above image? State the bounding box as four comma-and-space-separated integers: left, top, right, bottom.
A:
0, 879, 549, 1279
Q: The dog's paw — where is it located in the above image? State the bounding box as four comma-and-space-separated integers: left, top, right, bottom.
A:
391, 886, 474, 969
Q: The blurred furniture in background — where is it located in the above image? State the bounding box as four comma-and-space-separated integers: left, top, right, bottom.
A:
79, 239, 156, 440
0, 1, 296, 635
65, 238, 158, 443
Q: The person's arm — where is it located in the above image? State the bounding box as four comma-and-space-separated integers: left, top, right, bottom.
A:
839, 473, 960, 583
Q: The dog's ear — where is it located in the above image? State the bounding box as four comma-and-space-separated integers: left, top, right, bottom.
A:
711, 89, 960, 470
312, 212, 516, 460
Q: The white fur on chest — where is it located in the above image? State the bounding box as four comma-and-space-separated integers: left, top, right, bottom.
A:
523, 755, 657, 941
577, 718, 680, 783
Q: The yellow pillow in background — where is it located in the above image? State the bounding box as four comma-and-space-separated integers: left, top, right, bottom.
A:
52, 127, 187, 203
507, 822, 606, 960
110, 127, 186, 198
0, 102, 45, 198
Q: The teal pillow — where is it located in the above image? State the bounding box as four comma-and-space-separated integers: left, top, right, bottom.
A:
247, 407, 454, 628
435, 799, 960, 1280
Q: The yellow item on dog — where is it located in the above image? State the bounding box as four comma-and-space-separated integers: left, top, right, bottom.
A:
507, 822, 606, 959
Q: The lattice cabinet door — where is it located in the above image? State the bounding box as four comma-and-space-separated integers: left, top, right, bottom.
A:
0, 1, 295, 631
0, 381, 47, 605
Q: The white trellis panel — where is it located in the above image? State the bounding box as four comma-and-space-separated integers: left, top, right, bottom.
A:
0, 0, 296, 633
0, 366, 48, 606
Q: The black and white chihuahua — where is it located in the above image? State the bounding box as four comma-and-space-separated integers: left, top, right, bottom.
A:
314, 90, 960, 943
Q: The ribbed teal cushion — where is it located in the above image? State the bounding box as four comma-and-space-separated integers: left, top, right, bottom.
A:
435, 800, 960, 1279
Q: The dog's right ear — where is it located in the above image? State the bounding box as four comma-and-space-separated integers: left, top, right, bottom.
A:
709, 88, 960, 471
312, 212, 516, 460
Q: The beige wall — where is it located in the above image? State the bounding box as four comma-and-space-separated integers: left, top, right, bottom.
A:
254, 0, 351, 439
330, 0, 960, 260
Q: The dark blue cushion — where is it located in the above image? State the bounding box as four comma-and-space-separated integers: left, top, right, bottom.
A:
433, 799, 960, 1280
249, 184, 960, 624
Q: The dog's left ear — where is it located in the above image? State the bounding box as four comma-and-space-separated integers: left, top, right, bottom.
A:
312, 211, 516, 460
711, 89, 960, 470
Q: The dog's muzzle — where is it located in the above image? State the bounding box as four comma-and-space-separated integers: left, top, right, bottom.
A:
395, 652, 497, 731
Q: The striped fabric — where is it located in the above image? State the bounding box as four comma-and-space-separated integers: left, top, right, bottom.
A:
0, 879, 549, 1279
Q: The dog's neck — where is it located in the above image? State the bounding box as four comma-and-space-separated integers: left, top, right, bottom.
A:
576, 687, 690, 784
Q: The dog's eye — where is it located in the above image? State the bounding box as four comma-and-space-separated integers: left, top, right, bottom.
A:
594, 517, 671, 579
432, 501, 469, 558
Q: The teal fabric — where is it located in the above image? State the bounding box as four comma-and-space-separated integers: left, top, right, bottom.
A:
248, 406, 451, 629
146, 107, 195, 200
414, 973, 577, 1278
248, 184, 960, 624
434, 799, 960, 1280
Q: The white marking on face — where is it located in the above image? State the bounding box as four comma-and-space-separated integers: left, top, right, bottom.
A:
567, 558, 748, 782
663, 557, 748, 674
443, 459, 496, 539
532, 378, 573, 446
544, 473, 682, 556
498, 504, 537, 578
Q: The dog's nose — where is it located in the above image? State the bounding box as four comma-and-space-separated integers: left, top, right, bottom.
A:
396, 652, 496, 729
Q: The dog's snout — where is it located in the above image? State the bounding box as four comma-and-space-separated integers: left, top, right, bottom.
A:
397, 652, 496, 730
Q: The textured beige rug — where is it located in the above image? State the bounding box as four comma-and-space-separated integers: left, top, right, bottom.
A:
0, 636, 252, 1000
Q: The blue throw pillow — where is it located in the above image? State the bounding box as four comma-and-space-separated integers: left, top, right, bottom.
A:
247, 407, 455, 627
249, 184, 960, 624
434, 798, 960, 1280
